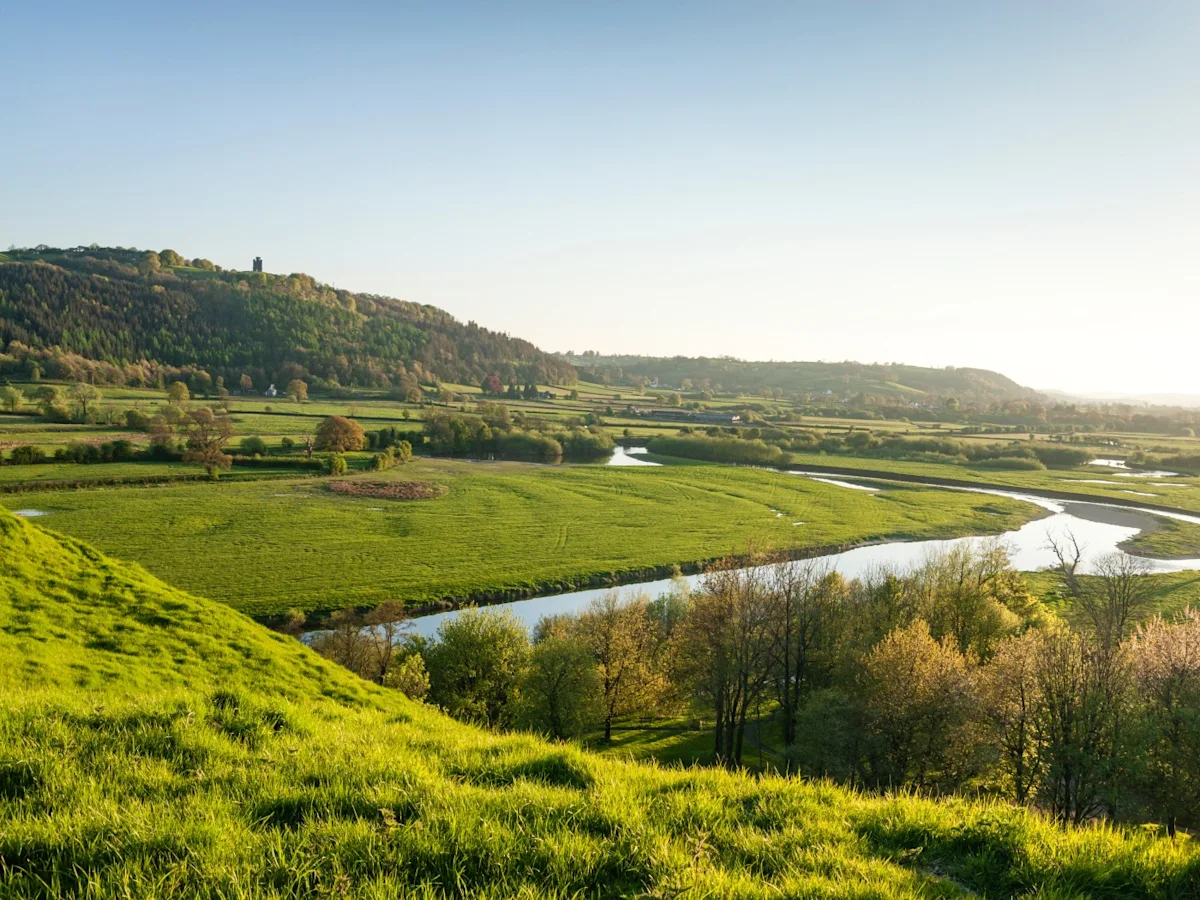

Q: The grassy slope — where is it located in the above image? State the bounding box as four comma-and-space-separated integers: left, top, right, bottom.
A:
3, 509, 1199, 898
1, 460, 1038, 617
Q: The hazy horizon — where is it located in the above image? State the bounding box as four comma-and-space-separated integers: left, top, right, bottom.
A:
3, 1, 1197, 395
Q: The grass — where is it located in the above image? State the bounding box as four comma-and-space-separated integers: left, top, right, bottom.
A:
1027, 569, 1200, 622
1122, 518, 1200, 560
0, 459, 1039, 617
3, 506, 1200, 898
784, 452, 1200, 514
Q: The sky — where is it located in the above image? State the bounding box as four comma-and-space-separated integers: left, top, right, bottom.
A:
2, 1, 1198, 395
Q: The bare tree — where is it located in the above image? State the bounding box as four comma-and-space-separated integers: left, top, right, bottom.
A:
1048, 533, 1152, 650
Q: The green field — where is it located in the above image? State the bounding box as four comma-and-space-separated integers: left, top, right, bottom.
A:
0, 459, 1038, 617
784, 452, 1200, 513
3, 507, 1197, 898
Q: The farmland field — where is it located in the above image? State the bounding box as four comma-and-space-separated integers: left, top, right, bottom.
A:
1, 458, 1038, 617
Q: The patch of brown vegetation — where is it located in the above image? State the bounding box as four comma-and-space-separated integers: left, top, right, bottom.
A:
327, 480, 446, 501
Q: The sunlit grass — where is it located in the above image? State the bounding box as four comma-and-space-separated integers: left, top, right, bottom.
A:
3, 507, 1198, 899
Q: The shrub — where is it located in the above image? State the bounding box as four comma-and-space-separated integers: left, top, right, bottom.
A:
383, 654, 431, 701
647, 434, 783, 466
369, 441, 412, 471
240, 436, 268, 456
975, 456, 1047, 471
1030, 446, 1094, 468
7, 445, 45, 465
496, 431, 563, 462
553, 428, 614, 461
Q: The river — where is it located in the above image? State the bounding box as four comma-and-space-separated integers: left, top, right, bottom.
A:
397, 466, 1200, 638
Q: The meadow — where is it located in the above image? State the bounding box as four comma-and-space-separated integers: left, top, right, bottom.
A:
782, 452, 1200, 516
0, 459, 1037, 617
3, 506, 1198, 899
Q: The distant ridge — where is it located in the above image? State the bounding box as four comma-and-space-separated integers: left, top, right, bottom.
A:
563, 352, 1039, 407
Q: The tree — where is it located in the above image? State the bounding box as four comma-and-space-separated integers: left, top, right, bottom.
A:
0, 385, 23, 413
138, 250, 161, 274
520, 632, 603, 739
311, 609, 378, 680
1049, 536, 1153, 650
576, 592, 665, 743
286, 379, 308, 403
1129, 608, 1200, 836
167, 381, 190, 407
34, 385, 67, 421
384, 653, 431, 701
313, 600, 414, 685
677, 562, 774, 767
181, 407, 235, 476
910, 543, 1026, 658
766, 558, 846, 756
861, 619, 981, 792
69, 382, 102, 420
980, 630, 1043, 805
188, 371, 213, 398
159, 248, 185, 267
1032, 628, 1129, 824
481, 374, 503, 395
240, 436, 268, 456
424, 609, 530, 728
239, 373, 254, 392
315, 415, 366, 452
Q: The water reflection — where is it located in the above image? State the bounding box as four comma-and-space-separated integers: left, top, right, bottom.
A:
607, 446, 662, 467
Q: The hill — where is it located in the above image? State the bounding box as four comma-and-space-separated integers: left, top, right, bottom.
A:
566, 352, 1038, 407
0, 245, 573, 390
2, 507, 1199, 898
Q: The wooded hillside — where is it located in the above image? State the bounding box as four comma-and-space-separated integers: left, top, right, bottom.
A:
0, 246, 574, 389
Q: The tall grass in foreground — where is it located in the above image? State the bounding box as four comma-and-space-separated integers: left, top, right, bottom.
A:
1, 509, 1199, 898
5, 689, 1200, 899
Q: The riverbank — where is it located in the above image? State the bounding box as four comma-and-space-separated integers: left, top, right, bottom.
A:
382, 483, 1200, 639
2, 458, 1039, 618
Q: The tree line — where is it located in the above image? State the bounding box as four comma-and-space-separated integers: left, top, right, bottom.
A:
423, 405, 614, 462
311, 541, 1200, 835
646, 430, 1096, 470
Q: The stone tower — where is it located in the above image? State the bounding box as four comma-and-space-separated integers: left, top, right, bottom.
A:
252, 256, 263, 273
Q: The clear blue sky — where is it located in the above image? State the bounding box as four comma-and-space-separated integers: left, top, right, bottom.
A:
2, 1, 1197, 394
